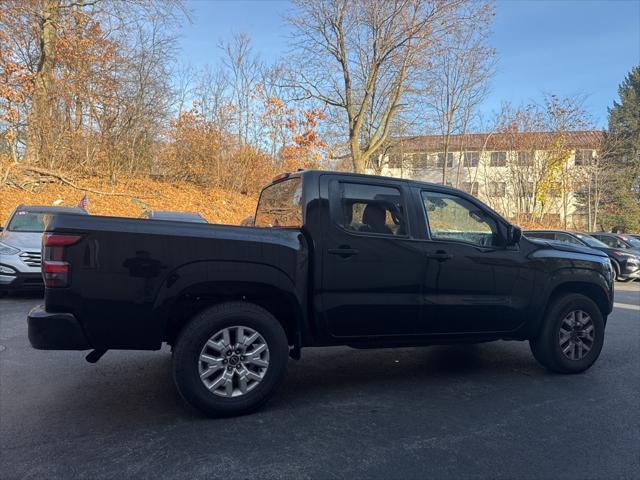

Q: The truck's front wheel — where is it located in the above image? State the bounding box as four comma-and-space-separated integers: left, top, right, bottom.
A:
172, 302, 288, 417
529, 293, 605, 374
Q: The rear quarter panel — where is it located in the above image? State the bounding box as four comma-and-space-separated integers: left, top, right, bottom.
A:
45, 214, 306, 349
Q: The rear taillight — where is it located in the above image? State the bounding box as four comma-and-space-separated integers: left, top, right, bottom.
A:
42, 234, 82, 287
43, 234, 82, 247
42, 261, 70, 287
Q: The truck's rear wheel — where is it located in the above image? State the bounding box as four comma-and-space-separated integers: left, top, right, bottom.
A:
172, 302, 288, 417
529, 293, 605, 374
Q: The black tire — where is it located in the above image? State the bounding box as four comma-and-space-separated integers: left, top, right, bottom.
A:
529, 293, 605, 374
172, 301, 289, 417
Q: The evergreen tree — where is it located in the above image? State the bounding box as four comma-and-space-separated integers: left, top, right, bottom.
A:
602, 66, 640, 231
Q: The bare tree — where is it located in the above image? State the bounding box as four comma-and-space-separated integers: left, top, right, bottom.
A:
220, 32, 263, 147
423, 1, 495, 185
287, 0, 464, 173
575, 133, 618, 231
483, 96, 594, 228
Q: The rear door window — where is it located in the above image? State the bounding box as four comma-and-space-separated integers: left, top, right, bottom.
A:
333, 182, 407, 236
596, 235, 622, 248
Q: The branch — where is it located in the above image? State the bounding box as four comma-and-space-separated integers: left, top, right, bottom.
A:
15, 165, 154, 198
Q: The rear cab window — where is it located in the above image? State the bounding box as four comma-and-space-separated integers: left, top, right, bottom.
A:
254, 177, 304, 228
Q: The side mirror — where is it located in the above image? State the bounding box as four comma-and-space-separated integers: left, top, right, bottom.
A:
507, 225, 522, 246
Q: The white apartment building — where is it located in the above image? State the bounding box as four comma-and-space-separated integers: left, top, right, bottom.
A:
374, 131, 603, 228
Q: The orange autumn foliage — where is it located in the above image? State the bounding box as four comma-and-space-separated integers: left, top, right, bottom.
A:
0, 173, 257, 227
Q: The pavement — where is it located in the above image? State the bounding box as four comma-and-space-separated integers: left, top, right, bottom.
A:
1, 283, 639, 479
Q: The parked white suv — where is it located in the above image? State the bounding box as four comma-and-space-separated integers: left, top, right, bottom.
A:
0, 205, 88, 295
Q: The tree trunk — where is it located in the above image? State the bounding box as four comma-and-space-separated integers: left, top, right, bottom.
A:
350, 138, 366, 173
24, 0, 60, 164
442, 130, 451, 185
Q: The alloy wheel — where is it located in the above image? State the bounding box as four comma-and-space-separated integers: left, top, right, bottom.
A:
198, 325, 270, 397
558, 310, 595, 361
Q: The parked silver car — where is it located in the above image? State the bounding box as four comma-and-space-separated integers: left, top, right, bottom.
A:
0, 205, 88, 294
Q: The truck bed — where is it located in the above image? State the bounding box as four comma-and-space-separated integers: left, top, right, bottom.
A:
42, 213, 307, 350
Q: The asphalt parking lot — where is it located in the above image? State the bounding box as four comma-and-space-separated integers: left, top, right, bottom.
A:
1, 283, 639, 479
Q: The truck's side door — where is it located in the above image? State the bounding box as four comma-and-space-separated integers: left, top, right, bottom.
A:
319, 176, 424, 338
418, 188, 529, 334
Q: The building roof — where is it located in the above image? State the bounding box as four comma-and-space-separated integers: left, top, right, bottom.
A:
389, 130, 604, 152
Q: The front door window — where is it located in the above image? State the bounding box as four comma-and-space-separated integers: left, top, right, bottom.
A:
422, 191, 499, 247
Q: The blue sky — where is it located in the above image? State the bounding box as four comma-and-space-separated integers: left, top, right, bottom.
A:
179, 0, 640, 127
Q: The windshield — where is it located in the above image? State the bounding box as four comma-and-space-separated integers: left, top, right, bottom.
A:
254, 177, 303, 228
575, 233, 609, 248
7, 211, 48, 232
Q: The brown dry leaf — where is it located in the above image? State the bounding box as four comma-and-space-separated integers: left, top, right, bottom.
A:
0, 176, 257, 226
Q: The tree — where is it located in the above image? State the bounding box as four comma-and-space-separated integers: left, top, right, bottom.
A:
574, 133, 616, 231
423, 1, 495, 185
220, 32, 262, 147
482, 95, 593, 228
0, 2, 34, 163
1, 0, 184, 178
601, 66, 640, 232
287, 0, 464, 173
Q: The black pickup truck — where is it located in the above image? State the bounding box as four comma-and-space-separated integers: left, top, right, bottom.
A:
29, 170, 614, 417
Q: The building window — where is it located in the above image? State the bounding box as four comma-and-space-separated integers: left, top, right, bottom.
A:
487, 181, 506, 197
517, 151, 535, 166
412, 152, 429, 169
490, 151, 507, 166
575, 149, 593, 166
462, 181, 479, 196
436, 152, 454, 168
463, 151, 479, 167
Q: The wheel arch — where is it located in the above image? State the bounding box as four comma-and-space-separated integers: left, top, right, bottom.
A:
149, 260, 307, 350
539, 280, 611, 336
163, 281, 304, 349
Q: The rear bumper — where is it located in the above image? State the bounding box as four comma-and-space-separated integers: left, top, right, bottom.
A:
28, 305, 90, 350
0, 271, 44, 291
